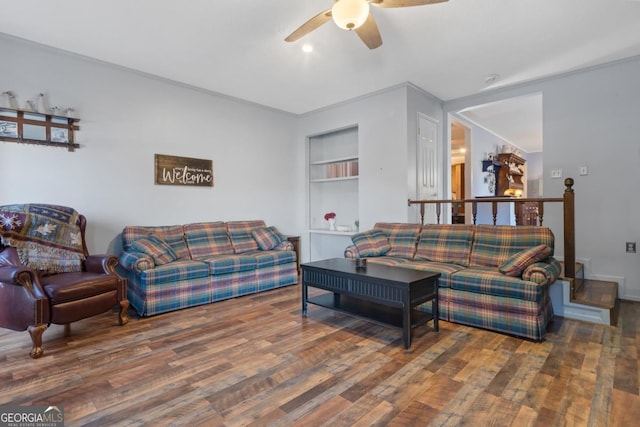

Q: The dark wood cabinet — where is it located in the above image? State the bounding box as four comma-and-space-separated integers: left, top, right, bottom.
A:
451, 163, 465, 223
519, 202, 539, 226
497, 153, 525, 196
286, 235, 301, 274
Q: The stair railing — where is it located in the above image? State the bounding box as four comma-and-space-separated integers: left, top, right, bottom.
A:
408, 178, 576, 282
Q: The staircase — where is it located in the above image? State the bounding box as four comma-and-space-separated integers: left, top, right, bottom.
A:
557, 261, 619, 326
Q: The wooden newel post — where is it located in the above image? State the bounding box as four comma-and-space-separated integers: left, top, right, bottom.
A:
563, 178, 575, 281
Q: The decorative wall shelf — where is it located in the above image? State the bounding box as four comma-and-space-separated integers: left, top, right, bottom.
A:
0, 107, 80, 151
497, 153, 526, 196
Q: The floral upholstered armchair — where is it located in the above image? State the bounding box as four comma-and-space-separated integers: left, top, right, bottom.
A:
0, 204, 128, 358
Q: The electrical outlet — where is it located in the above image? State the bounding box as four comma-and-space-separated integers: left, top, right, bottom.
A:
579, 165, 588, 176
550, 168, 562, 178
626, 242, 636, 253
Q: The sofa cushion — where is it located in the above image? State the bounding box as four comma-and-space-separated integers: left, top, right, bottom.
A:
351, 229, 392, 257
41, 272, 118, 303
138, 260, 210, 285
402, 260, 465, 288
201, 254, 257, 274
415, 224, 474, 267
123, 225, 190, 260
227, 220, 265, 253
451, 267, 545, 302
499, 245, 552, 277
130, 235, 179, 266
469, 225, 555, 268
184, 222, 234, 259
251, 226, 283, 251
244, 250, 296, 269
373, 223, 422, 259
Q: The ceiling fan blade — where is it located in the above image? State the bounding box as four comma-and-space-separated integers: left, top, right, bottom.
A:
370, 0, 448, 8
355, 13, 382, 49
285, 9, 332, 42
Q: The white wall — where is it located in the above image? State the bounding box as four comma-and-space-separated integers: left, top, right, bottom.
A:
0, 35, 298, 255
445, 56, 640, 300
542, 58, 640, 300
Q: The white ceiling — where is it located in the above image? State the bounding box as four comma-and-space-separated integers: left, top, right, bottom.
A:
457, 93, 543, 153
2, 0, 640, 120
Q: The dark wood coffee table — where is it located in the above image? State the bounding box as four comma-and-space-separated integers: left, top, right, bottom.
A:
301, 258, 440, 349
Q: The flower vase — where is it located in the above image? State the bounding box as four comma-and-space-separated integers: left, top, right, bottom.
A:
328, 218, 337, 231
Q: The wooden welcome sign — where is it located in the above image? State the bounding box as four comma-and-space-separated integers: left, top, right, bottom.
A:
154, 154, 214, 187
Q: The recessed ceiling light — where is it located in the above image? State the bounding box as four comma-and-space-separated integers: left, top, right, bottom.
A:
484, 74, 500, 85
302, 44, 313, 53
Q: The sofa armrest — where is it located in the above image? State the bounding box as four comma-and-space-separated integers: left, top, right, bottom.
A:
273, 241, 294, 251
0, 266, 49, 332
522, 257, 562, 286
85, 254, 119, 275
0, 265, 38, 287
344, 245, 359, 259
119, 251, 154, 275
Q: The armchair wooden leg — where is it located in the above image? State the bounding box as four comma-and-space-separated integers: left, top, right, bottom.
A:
119, 299, 129, 325
64, 324, 71, 337
28, 324, 47, 359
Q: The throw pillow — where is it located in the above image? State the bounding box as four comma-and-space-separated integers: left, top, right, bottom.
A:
499, 244, 552, 277
130, 234, 179, 266
251, 226, 283, 251
351, 229, 392, 257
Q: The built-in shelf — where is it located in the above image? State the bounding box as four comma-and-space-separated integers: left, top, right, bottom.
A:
308, 126, 360, 260
309, 229, 358, 236
0, 107, 80, 151
310, 155, 359, 166
310, 176, 359, 183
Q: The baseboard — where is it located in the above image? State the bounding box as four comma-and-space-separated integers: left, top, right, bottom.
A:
549, 279, 611, 325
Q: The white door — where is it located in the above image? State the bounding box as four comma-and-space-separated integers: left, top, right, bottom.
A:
416, 114, 440, 224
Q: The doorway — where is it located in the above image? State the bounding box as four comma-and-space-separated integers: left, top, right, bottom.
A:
447, 92, 543, 225
450, 121, 470, 224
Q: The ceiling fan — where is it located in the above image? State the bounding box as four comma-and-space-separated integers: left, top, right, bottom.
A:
285, 0, 449, 50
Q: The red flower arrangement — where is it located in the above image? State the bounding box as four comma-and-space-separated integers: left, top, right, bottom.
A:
324, 212, 336, 221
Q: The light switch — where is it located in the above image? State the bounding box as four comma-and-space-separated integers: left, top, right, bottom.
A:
579, 165, 588, 176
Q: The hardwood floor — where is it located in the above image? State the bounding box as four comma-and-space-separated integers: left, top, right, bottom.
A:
1, 285, 638, 426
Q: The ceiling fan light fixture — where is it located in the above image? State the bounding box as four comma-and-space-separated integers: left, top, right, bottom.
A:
332, 0, 370, 31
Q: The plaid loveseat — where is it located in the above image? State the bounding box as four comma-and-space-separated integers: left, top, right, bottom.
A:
119, 220, 297, 316
345, 223, 561, 341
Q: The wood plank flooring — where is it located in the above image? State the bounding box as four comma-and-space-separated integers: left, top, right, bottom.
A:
0, 285, 638, 426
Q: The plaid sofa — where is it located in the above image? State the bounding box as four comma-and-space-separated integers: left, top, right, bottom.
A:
119, 220, 297, 316
345, 223, 561, 341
